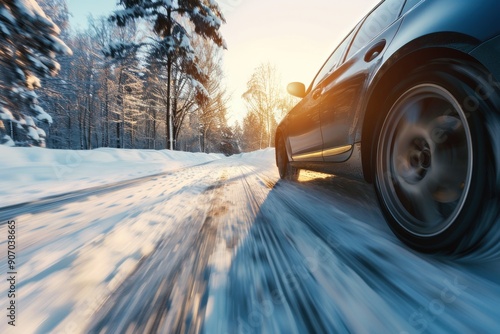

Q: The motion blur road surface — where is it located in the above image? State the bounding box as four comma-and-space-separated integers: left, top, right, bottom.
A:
1, 150, 499, 333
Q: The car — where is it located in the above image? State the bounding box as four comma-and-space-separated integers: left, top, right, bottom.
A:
276, 0, 500, 255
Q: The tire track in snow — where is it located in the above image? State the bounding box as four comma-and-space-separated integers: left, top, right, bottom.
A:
222, 164, 346, 333
87, 169, 229, 334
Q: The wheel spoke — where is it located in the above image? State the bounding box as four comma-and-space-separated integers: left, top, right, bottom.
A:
395, 100, 426, 136
426, 115, 468, 203
424, 156, 466, 203
397, 180, 443, 224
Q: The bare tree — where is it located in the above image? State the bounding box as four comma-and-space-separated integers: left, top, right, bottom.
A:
195, 37, 230, 152
242, 63, 283, 149
87, 16, 142, 149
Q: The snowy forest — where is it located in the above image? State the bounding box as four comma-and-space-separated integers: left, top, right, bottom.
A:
0, 0, 296, 154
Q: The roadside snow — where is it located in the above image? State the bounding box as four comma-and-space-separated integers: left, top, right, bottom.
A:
0, 146, 222, 207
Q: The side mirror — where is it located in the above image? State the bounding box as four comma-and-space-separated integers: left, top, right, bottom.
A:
287, 82, 306, 98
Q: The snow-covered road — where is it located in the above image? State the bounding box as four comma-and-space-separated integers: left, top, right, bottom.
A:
1, 148, 499, 333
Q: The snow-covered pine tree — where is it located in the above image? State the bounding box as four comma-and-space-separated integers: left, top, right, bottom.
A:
108, 0, 226, 150
0, 0, 72, 146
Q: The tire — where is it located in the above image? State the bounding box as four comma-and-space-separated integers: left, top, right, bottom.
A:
276, 136, 300, 181
374, 60, 499, 255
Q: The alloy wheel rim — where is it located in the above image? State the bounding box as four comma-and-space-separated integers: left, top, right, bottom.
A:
377, 84, 473, 236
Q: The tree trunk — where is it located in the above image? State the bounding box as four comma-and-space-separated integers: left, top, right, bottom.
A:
116, 121, 120, 148
131, 111, 135, 148
166, 57, 173, 150
172, 73, 179, 150
117, 68, 124, 149
79, 101, 85, 150
87, 96, 92, 149
152, 106, 157, 150
67, 111, 72, 149
122, 107, 125, 149
165, 7, 174, 151
105, 77, 110, 147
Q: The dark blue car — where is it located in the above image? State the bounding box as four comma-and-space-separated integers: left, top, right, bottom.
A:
276, 0, 500, 254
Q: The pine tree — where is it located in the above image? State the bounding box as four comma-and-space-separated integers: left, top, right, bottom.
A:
0, 0, 71, 146
108, 0, 226, 150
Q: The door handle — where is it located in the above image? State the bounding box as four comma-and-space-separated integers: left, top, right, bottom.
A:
364, 40, 386, 62
312, 87, 323, 100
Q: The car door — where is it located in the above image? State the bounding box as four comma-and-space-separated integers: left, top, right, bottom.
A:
286, 92, 324, 162
318, 0, 406, 162
287, 31, 355, 162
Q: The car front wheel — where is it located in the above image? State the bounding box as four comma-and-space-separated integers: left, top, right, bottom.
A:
374, 61, 499, 255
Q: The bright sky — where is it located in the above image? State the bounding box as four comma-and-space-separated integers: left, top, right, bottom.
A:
65, 0, 380, 124
66, 0, 116, 30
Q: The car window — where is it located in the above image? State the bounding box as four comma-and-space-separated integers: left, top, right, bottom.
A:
311, 30, 355, 89
401, 0, 422, 14
346, 0, 405, 59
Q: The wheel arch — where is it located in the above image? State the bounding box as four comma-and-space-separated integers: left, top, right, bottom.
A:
275, 127, 292, 164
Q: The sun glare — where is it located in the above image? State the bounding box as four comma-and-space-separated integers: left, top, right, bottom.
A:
221, 0, 380, 124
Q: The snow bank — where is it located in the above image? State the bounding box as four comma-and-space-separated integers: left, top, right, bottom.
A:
0, 146, 222, 207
